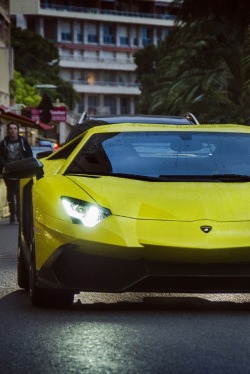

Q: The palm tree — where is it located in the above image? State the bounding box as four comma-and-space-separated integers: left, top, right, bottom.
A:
135, 1, 250, 123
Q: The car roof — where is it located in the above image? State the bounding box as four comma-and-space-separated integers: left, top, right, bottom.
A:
65, 112, 199, 143
86, 114, 195, 124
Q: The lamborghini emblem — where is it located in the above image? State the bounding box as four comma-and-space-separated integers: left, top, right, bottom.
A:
200, 226, 212, 233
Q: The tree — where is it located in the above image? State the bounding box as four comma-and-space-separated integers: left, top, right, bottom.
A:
11, 26, 59, 84
151, 21, 250, 123
173, 0, 250, 39
11, 70, 41, 107
134, 0, 250, 124
134, 45, 161, 113
38, 93, 54, 124
11, 26, 79, 110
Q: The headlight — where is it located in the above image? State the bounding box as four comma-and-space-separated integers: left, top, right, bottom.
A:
61, 197, 111, 227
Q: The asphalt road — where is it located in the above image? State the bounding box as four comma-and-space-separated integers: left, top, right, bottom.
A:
2, 218, 250, 373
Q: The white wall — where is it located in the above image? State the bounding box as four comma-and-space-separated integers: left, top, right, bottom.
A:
0, 179, 8, 219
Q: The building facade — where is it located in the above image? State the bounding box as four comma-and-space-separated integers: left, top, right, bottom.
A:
10, 0, 176, 116
0, 0, 12, 107
0, 0, 12, 219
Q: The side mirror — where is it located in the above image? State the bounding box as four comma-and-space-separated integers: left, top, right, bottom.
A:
2, 157, 44, 179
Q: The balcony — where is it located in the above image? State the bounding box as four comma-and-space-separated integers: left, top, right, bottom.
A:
40, 3, 176, 21
77, 104, 132, 116
60, 55, 136, 71
71, 80, 141, 95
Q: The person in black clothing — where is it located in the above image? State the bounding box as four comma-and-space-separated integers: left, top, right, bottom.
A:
0, 122, 33, 223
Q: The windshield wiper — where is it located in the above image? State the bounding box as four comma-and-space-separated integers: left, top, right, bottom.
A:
67, 172, 250, 182
210, 174, 250, 182
159, 174, 250, 182
111, 173, 159, 181
66, 172, 159, 181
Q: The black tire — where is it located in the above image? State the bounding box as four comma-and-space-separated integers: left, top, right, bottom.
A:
50, 292, 75, 308
29, 248, 47, 307
17, 236, 29, 291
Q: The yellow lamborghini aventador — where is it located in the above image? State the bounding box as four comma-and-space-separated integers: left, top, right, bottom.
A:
3, 115, 250, 306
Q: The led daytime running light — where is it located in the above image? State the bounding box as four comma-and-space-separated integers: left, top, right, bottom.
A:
61, 197, 111, 227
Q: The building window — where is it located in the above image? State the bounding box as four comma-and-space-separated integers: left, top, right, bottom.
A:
120, 97, 130, 115
133, 37, 138, 46
156, 28, 169, 44
104, 96, 116, 114
0, 15, 5, 44
116, 1, 129, 11
142, 27, 152, 46
88, 34, 98, 43
120, 36, 128, 46
61, 32, 72, 41
44, 19, 57, 41
88, 95, 98, 115
77, 34, 83, 42
103, 25, 115, 45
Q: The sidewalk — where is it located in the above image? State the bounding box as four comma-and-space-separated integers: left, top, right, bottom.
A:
0, 217, 18, 257
0, 216, 16, 225
0, 216, 18, 227
0, 179, 8, 219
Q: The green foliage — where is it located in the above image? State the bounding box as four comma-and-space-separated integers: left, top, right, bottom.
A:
134, 0, 250, 124
135, 45, 158, 113
11, 26, 59, 83
11, 71, 41, 107
11, 26, 78, 110
134, 44, 163, 113
172, 0, 250, 39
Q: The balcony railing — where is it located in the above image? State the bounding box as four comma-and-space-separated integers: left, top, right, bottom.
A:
72, 80, 140, 88
40, 3, 176, 21
60, 55, 135, 65
77, 104, 132, 115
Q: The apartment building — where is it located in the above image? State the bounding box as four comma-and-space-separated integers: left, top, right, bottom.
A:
0, 0, 12, 107
10, 0, 176, 116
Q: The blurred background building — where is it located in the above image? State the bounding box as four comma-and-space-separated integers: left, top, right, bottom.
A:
0, 0, 177, 218
10, 0, 176, 116
0, 0, 12, 218
0, 0, 13, 107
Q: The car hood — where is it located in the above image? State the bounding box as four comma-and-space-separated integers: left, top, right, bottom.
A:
68, 175, 250, 222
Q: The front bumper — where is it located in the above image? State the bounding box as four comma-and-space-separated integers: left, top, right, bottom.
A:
37, 243, 250, 294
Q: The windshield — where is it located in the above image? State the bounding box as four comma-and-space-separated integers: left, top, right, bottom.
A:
66, 131, 250, 181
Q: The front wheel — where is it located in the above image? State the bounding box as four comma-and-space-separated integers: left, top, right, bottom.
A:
29, 247, 74, 308
29, 249, 47, 307
17, 235, 29, 291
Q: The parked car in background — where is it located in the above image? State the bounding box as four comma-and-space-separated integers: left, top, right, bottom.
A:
32, 140, 58, 159
4, 116, 250, 308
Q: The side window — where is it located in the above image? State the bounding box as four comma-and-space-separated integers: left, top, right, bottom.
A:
67, 134, 114, 174
49, 137, 83, 160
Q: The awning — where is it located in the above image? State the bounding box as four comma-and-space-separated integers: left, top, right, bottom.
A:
36, 121, 53, 130
0, 106, 52, 130
155, 1, 169, 6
